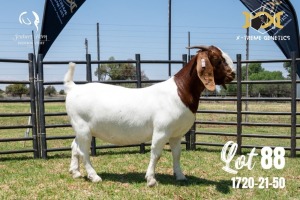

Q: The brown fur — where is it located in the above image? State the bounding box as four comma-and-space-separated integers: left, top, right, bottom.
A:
174, 55, 204, 113
174, 46, 235, 113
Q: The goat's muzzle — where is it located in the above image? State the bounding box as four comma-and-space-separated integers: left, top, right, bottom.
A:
227, 71, 235, 83
221, 71, 235, 90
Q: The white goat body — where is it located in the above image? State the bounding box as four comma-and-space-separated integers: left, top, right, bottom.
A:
65, 66, 195, 146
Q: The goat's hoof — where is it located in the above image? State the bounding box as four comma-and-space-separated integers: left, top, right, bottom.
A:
69, 169, 81, 179
147, 177, 157, 187
88, 174, 102, 183
174, 173, 187, 181
72, 171, 82, 179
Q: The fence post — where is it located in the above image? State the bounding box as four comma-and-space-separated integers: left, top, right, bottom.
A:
33, 52, 40, 157
190, 123, 196, 150
290, 52, 297, 158
37, 54, 47, 159
181, 54, 191, 150
28, 53, 39, 158
135, 54, 146, 154
86, 54, 92, 81
86, 54, 97, 156
135, 54, 142, 88
236, 54, 242, 154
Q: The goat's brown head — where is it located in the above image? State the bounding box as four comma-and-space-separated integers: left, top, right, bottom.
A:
187, 45, 235, 91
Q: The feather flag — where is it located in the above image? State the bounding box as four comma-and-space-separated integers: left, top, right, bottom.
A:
38, 0, 86, 56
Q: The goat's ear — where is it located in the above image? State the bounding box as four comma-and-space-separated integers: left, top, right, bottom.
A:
196, 52, 216, 91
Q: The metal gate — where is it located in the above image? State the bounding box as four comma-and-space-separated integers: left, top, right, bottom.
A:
0, 54, 38, 158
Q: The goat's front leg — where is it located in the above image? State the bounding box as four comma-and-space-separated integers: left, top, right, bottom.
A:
145, 132, 168, 187
169, 136, 187, 181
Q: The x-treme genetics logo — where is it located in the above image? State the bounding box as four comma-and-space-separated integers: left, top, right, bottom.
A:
237, 0, 292, 41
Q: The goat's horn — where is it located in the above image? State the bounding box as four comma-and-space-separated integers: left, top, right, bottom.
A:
186, 45, 210, 50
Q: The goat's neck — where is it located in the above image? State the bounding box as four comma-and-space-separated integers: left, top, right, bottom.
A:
174, 56, 205, 113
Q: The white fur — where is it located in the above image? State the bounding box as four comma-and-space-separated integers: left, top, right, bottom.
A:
65, 63, 195, 186
216, 47, 235, 72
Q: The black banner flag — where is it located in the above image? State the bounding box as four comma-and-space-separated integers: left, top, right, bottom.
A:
38, 0, 86, 56
240, 0, 300, 76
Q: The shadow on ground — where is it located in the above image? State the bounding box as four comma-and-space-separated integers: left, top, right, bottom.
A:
93, 172, 231, 194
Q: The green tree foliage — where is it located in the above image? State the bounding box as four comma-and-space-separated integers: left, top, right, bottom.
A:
5, 84, 29, 99
283, 62, 291, 78
45, 85, 57, 96
221, 63, 290, 97
0, 88, 4, 98
59, 89, 65, 95
242, 63, 265, 79
94, 57, 149, 82
249, 71, 290, 97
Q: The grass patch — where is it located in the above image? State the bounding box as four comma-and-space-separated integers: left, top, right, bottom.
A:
0, 148, 299, 199
0, 101, 299, 199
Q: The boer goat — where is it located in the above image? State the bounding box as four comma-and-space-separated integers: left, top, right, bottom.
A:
64, 45, 235, 187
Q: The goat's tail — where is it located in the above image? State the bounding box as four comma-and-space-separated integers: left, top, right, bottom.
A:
64, 62, 76, 93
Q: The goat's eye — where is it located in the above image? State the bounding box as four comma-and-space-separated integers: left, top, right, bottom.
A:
214, 59, 222, 65
213, 56, 219, 60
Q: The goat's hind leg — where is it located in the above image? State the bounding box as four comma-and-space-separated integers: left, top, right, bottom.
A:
69, 138, 81, 178
72, 123, 102, 182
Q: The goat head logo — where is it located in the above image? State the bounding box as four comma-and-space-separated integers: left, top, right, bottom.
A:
19, 11, 40, 32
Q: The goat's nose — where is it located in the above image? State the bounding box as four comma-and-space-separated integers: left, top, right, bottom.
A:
231, 71, 236, 79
